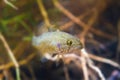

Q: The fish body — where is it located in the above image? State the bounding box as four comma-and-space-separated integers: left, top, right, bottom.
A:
32, 31, 83, 61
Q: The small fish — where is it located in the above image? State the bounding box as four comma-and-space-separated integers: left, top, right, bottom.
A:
32, 31, 83, 62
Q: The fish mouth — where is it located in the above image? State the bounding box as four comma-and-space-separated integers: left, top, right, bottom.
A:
40, 53, 59, 63
40, 53, 52, 63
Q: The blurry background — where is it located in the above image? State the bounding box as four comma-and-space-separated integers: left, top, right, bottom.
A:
0, 0, 120, 80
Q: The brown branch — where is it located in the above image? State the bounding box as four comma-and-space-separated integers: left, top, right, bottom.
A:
53, 0, 113, 39
88, 53, 120, 68
80, 10, 97, 38
52, 0, 88, 29
59, 9, 93, 30
0, 53, 36, 70
37, 0, 51, 27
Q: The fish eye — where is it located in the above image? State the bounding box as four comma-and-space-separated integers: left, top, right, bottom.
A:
66, 40, 72, 46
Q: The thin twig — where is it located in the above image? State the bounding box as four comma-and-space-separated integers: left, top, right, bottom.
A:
0, 53, 36, 70
81, 49, 120, 69
59, 9, 94, 30
88, 53, 120, 68
80, 10, 97, 38
0, 32, 20, 80
81, 49, 105, 80
78, 10, 97, 44
87, 59, 105, 80
3, 0, 18, 10
36, 0, 51, 27
52, 0, 113, 39
80, 57, 89, 80
52, 0, 88, 29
